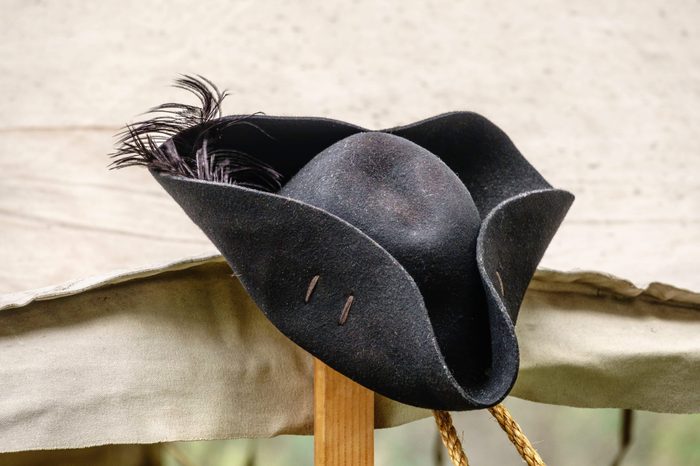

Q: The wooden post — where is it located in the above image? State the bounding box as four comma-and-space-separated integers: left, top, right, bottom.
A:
314, 358, 374, 466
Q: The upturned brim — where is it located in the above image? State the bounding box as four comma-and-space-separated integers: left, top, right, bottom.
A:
153, 112, 573, 410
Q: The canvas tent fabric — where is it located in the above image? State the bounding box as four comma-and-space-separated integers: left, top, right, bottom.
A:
1, 1, 699, 459
1, 255, 698, 454
2, 1, 700, 298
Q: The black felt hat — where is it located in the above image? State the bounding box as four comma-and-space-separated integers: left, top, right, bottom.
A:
114, 78, 573, 411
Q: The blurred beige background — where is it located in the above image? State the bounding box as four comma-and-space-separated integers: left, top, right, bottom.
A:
0, 1, 698, 465
0, 0, 698, 294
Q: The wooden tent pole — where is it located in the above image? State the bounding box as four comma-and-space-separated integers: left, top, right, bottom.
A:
314, 358, 374, 466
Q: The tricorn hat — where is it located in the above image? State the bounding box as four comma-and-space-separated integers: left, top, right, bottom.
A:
113, 76, 573, 410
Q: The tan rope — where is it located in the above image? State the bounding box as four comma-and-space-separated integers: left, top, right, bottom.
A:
433, 403, 546, 466
432, 410, 470, 466
488, 404, 546, 466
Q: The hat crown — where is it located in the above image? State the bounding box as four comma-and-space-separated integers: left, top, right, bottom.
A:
280, 132, 493, 391
280, 132, 482, 306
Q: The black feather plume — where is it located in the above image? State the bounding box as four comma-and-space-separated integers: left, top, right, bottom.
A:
110, 75, 283, 192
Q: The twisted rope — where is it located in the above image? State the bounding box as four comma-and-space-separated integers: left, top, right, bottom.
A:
433, 403, 546, 466
488, 404, 546, 466
432, 410, 470, 466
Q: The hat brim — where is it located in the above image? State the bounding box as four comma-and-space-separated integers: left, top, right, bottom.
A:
153, 113, 573, 410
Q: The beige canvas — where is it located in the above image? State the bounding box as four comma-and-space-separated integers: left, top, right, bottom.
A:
1, 0, 699, 459
1, 256, 697, 453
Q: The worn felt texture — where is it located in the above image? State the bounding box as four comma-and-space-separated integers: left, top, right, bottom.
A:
153, 112, 573, 410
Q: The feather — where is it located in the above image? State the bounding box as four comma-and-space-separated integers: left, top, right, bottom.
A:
109, 75, 283, 192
